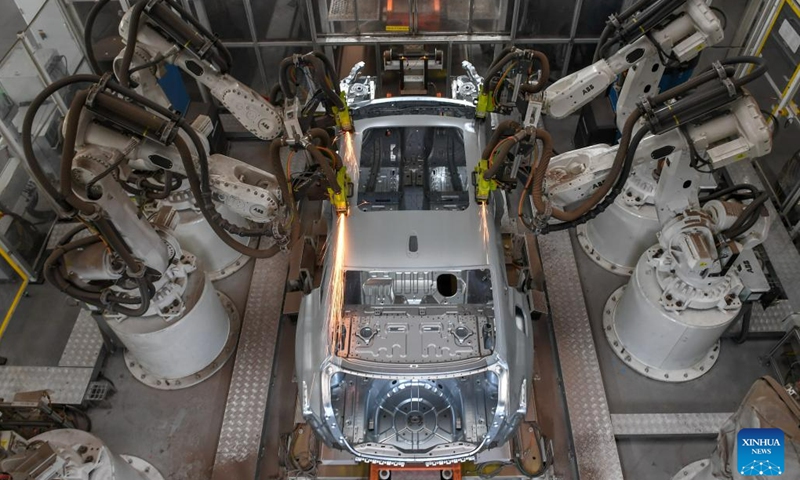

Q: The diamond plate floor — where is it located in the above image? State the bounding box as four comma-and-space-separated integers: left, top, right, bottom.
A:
59, 309, 103, 368
611, 413, 732, 437
212, 248, 288, 480
539, 231, 624, 480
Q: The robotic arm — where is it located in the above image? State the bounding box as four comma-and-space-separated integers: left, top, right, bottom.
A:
115, 0, 282, 140
542, 0, 723, 119
111, 2, 353, 213
546, 94, 771, 213
77, 113, 286, 228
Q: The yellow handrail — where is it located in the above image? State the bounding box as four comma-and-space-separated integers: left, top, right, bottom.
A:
0, 242, 29, 340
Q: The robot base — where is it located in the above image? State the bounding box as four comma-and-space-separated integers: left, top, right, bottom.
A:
672, 459, 711, 480
30, 429, 165, 480
603, 285, 721, 383
173, 207, 253, 282
123, 291, 240, 390
576, 199, 660, 276
120, 456, 165, 480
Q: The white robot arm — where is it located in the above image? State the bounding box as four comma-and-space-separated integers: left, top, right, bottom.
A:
77, 116, 284, 226
546, 95, 771, 212
543, 0, 723, 119
116, 3, 282, 140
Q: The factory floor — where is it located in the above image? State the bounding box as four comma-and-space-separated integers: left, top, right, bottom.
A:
571, 230, 775, 479
0, 122, 777, 480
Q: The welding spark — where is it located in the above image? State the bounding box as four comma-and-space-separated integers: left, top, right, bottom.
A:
343, 132, 358, 174
328, 213, 347, 335
480, 203, 490, 263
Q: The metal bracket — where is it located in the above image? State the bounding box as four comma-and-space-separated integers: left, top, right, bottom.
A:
196, 35, 218, 59
712, 61, 737, 97
282, 98, 304, 146
144, 0, 161, 12
85, 72, 114, 108
608, 13, 621, 30
523, 99, 543, 128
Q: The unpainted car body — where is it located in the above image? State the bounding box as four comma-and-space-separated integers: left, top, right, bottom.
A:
296, 98, 533, 466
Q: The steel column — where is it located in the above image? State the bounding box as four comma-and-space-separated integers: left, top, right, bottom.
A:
561, 0, 585, 77
241, 0, 269, 93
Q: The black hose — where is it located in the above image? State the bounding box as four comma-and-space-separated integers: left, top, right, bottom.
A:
44, 236, 105, 307
45, 233, 152, 316
160, 0, 232, 71
650, 66, 735, 105
593, 23, 614, 62
279, 56, 297, 99
724, 192, 768, 239
22, 74, 103, 212
544, 124, 651, 233
93, 217, 141, 272
269, 82, 284, 106
617, 0, 652, 21
699, 184, 760, 203
174, 136, 287, 258
61, 90, 98, 215
307, 145, 341, 193
733, 302, 754, 344
616, 0, 685, 44
723, 56, 768, 87
488, 46, 514, 71
106, 276, 150, 316
482, 51, 516, 93
482, 120, 521, 160
312, 51, 341, 94
279, 54, 343, 110
84, 0, 112, 75
303, 54, 344, 109
118, 0, 148, 88
147, 1, 228, 71
306, 127, 332, 148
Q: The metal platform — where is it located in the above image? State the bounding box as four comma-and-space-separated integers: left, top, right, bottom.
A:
0, 366, 94, 404
611, 413, 732, 437
59, 310, 104, 367
750, 300, 794, 332
328, 0, 380, 21
538, 231, 624, 480
0, 309, 102, 405
211, 246, 288, 480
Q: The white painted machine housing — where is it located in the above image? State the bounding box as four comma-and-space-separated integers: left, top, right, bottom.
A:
295, 98, 533, 465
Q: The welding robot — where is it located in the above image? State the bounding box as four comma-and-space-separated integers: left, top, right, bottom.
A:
466, 0, 774, 388
21, 0, 353, 390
